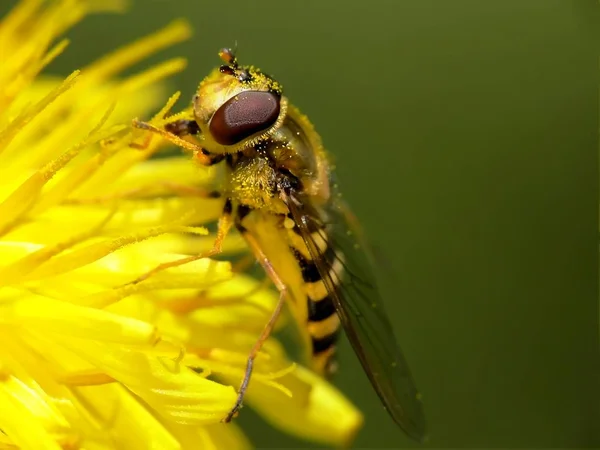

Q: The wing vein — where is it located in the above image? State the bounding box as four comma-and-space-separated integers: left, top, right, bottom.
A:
285, 193, 427, 441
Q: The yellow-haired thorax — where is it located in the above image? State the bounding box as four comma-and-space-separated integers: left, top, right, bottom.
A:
228, 156, 288, 214
192, 62, 288, 155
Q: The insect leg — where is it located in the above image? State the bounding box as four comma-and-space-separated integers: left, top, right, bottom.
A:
222, 225, 288, 423
128, 198, 233, 285
164, 119, 200, 136
131, 119, 204, 153
131, 119, 224, 167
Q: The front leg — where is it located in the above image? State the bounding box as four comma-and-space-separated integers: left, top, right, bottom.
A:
128, 198, 234, 285
222, 213, 288, 423
131, 118, 224, 167
164, 119, 200, 137
131, 118, 202, 155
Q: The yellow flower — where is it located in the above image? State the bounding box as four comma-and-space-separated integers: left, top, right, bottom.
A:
0, 1, 363, 449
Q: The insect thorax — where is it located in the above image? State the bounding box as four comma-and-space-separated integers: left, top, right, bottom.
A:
227, 105, 331, 213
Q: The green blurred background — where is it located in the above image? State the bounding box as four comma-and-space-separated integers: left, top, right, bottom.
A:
11, 0, 599, 447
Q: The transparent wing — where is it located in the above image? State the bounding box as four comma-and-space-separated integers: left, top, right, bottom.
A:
286, 193, 427, 442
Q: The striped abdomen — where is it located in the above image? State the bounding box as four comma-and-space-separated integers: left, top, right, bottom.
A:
289, 227, 345, 376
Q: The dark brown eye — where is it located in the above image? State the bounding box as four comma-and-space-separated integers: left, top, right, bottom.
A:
209, 91, 280, 145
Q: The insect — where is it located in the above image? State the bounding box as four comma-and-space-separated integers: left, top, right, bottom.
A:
132, 48, 427, 441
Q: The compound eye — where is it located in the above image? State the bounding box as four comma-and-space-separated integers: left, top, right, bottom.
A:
209, 91, 280, 145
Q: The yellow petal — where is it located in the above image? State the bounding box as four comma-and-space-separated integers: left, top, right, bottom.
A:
71, 383, 181, 449
168, 423, 252, 450
8, 297, 158, 345
0, 375, 64, 450
245, 365, 363, 448
44, 332, 238, 425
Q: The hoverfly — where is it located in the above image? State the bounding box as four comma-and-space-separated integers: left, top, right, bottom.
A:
132, 48, 427, 441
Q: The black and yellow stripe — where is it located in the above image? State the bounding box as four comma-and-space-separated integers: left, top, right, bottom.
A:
289, 228, 344, 376
235, 205, 345, 376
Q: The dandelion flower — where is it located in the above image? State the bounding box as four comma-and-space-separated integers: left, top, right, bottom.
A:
0, 1, 363, 448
